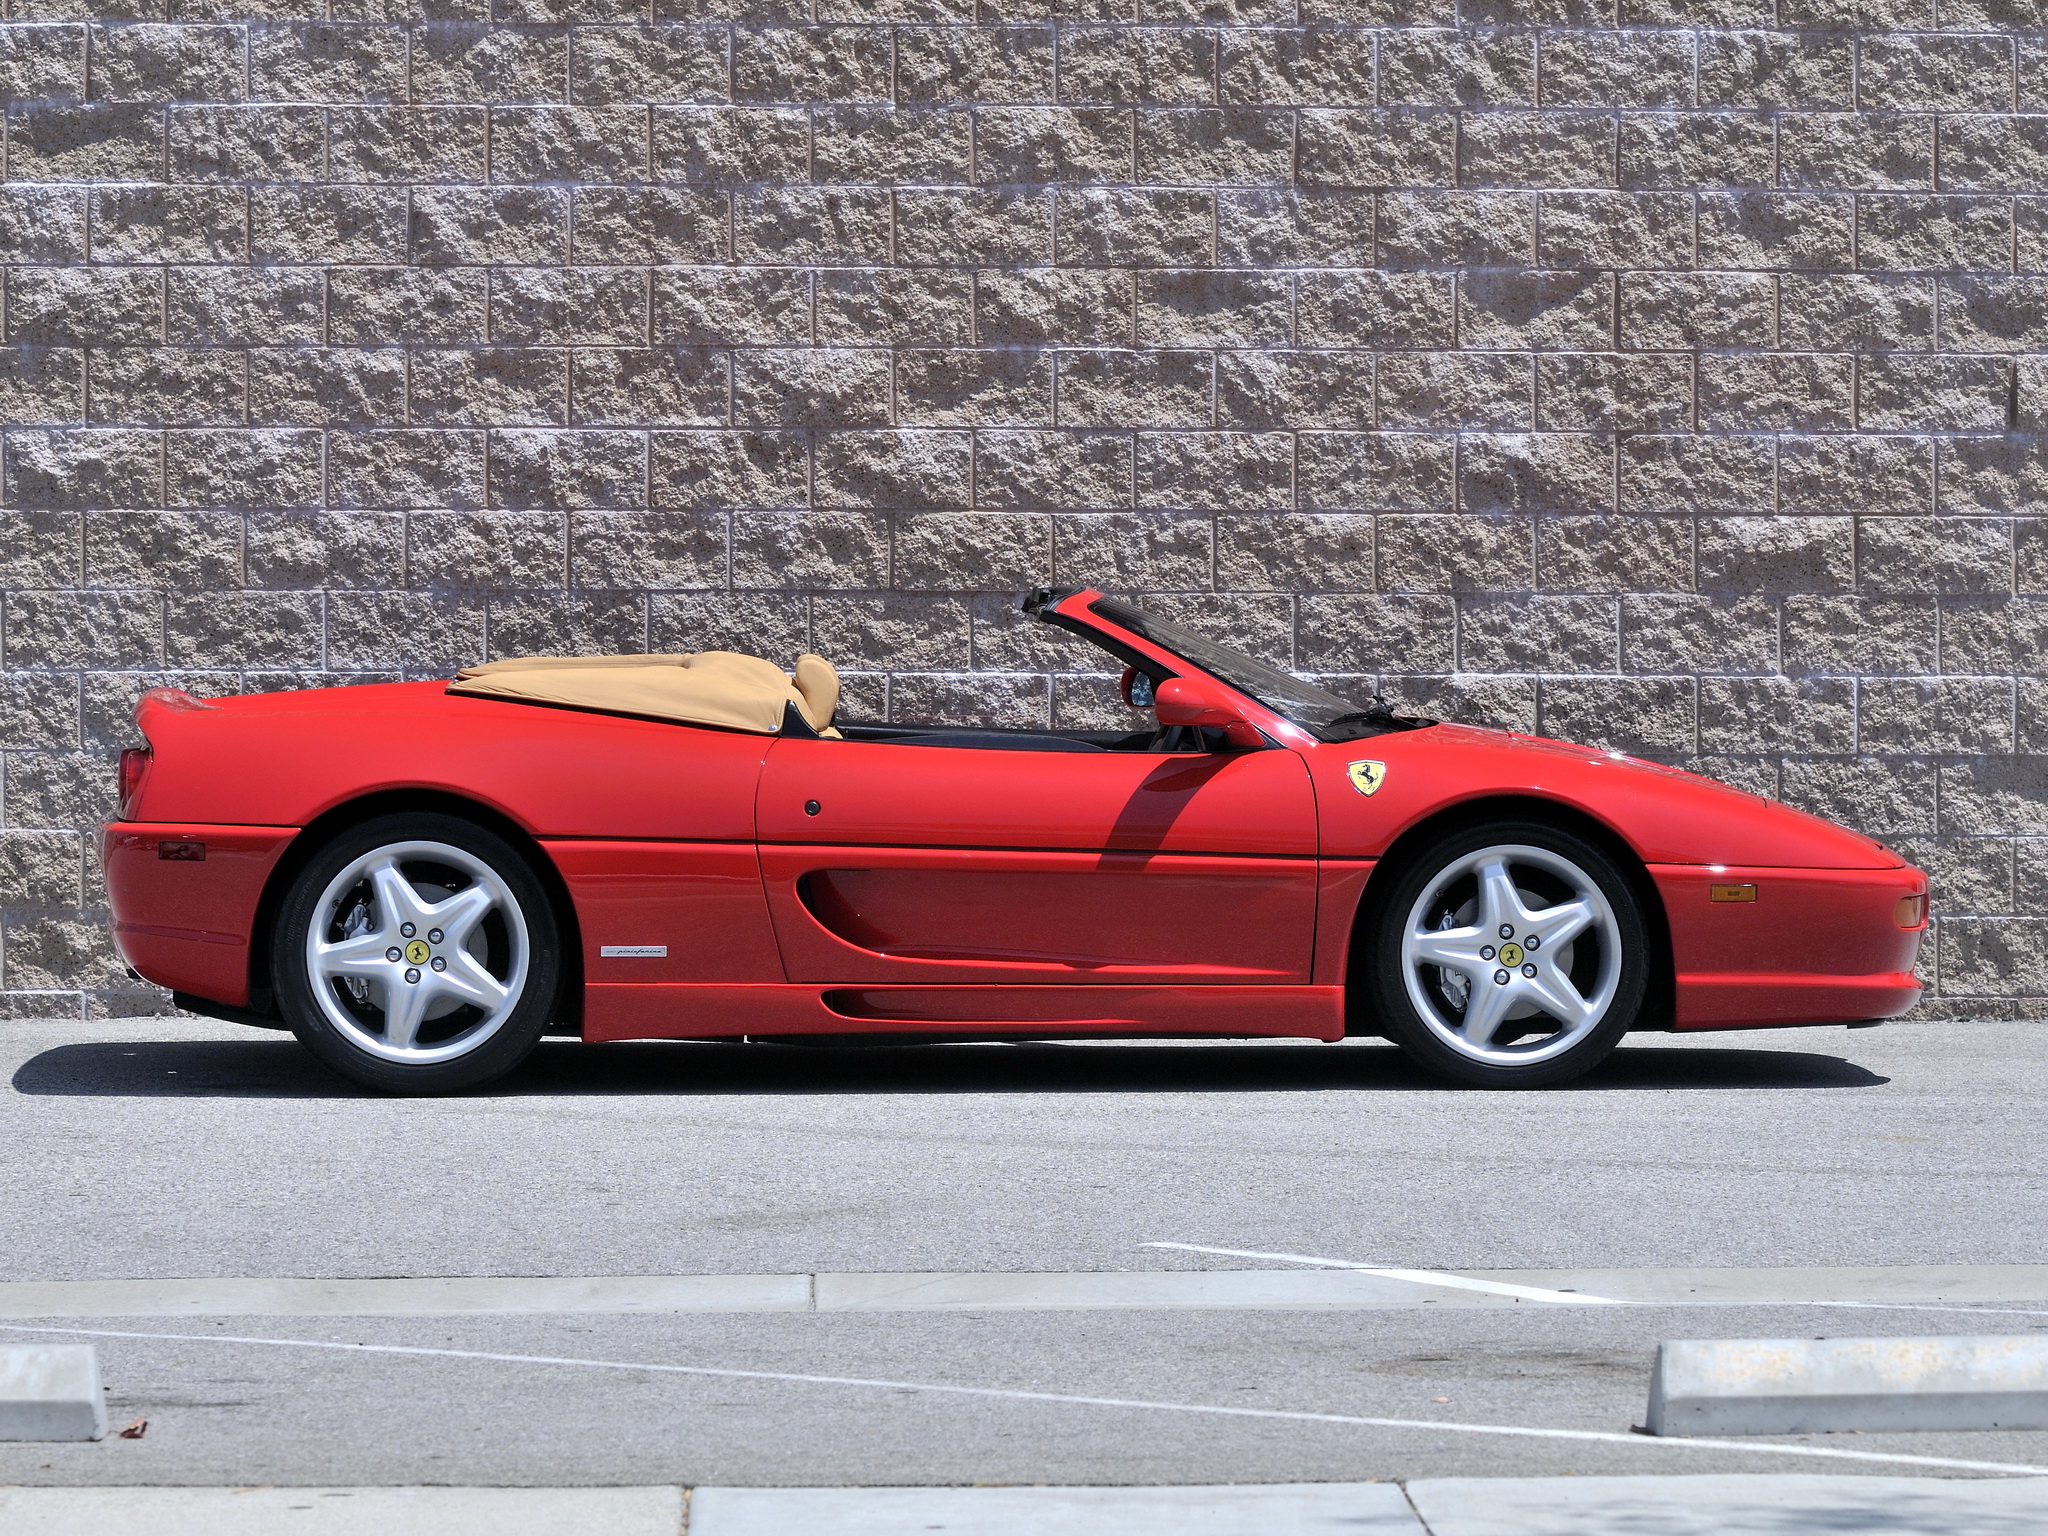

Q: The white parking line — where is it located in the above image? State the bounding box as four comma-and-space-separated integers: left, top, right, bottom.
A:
2, 1321, 2044, 1479
1143, 1246, 2048, 1320
1140, 1244, 1624, 1305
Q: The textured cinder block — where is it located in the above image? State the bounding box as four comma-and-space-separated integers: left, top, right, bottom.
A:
1860, 194, 2012, 272
817, 271, 971, 346
248, 22, 406, 103
893, 512, 1050, 592
327, 267, 488, 344
1220, 27, 1377, 106
1135, 431, 1292, 510
247, 347, 407, 427
8, 102, 162, 181
1697, 31, 1853, 109
327, 105, 487, 182
167, 104, 324, 183
1053, 510, 1215, 590
570, 511, 728, 590
0, 25, 87, 104
1219, 514, 1373, 592
1542, 676, 1697, 754
1537, 353, 1692, 432
1296, 432, 1454, 511
1780, 113, 1934, 191
1619, 271, 1775, 348
1699, 354, 1855, 432
971, 107, 1128, 184
1784, 594, 1937, 674
1781, 273, 1935, 351
973, 430, 1132, 510
813, 429, 971, 508
1621, 113, 1775, 189
0, 188, 88, 265
1217, 350, 1374, 429
651, 430, 808, 509
487, 592, 650, 660
1217, 191, 1373, 269
731, 510, 889, 589
85, 511, 241, 590
1698, 190, 1855, 269
894, 349, 1051, 427
13, 2, 2048, 1016
412, 24, 568, 105
897, 28, 1054, 106
246, 511, 402, 592
733, 26, 890, 104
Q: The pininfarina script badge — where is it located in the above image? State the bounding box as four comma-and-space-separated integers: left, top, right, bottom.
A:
1347, 760, 1387, 797
600, 945, 668, 958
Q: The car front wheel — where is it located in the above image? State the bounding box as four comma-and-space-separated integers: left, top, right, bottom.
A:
273, 812, 562, 1095
1363, 821, 1649, 1088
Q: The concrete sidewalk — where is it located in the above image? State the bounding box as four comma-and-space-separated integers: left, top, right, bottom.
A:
4, 1475, 2047, 1533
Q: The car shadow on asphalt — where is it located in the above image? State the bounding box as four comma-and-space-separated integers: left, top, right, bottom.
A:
9, 1036, 1890, 1099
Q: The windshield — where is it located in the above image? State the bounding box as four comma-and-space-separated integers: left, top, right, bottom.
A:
1086, 597, 1419, 743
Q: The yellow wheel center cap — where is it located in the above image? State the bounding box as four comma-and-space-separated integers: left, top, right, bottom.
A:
1498, 942, 1524, 967
404, 939, 431, 965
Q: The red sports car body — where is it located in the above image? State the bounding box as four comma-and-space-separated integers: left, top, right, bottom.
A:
103, 587, 1927, 1092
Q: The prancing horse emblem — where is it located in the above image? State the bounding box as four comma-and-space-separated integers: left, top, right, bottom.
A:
1347, 760, 1387, 797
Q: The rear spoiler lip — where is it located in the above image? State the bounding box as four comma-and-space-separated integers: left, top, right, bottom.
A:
135, 687, 218, 735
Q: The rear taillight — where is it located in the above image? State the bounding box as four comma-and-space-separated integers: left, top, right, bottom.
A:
1895, 893, 1927, 929
117, 746, 151, 821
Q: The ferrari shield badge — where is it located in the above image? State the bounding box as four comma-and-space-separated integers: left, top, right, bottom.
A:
1347, 760, 1387, 797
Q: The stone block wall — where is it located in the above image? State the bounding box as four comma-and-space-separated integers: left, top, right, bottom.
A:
1, 0, 2044, 1017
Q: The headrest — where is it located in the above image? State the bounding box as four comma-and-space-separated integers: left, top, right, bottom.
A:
792, 654, 839, 731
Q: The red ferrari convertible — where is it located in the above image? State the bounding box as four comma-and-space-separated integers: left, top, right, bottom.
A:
103, 587, 1927, 1094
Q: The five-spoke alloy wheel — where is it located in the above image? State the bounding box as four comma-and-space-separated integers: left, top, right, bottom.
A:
273, 813, 562, 1094
1364, 820, 1649, 1088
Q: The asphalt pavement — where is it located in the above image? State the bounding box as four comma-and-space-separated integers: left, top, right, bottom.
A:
2, 1017, 2046, 1488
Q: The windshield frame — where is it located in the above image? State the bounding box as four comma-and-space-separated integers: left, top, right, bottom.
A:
1028, 588, 1417, 745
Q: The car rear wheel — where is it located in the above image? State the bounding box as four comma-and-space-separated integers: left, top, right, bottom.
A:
1363, 820, 1649, 1088
273, 812, 562, 1095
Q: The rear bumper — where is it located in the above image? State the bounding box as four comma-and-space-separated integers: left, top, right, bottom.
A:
102, 823, 299, 1006
1652, 862, 1927, 1030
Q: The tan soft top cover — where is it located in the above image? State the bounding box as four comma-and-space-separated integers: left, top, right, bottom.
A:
450, 651, 840, 736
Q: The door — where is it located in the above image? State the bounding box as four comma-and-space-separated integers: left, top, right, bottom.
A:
756, 738, 1319, 988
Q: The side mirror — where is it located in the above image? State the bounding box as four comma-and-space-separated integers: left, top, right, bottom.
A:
1153, 678, 1263, 749
1119, 666, 1156, 709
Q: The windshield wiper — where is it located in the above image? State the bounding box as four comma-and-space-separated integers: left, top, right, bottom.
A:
1324, 698, 1401, 729
1319, 698, 1428, 739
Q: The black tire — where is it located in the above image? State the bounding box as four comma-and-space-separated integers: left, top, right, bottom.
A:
272, 812, 563, 1095
1360, 819, 1650, 1089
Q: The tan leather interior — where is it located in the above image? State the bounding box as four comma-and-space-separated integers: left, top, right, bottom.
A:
450, 651, 842, 737
792, 654, 839, 732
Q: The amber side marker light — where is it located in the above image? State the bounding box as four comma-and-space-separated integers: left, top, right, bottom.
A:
1896, 893, 1928, 928
1709, 883, 1757, 903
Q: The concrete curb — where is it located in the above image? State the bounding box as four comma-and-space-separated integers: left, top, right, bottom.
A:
6, 1477, 2048, 1536
1648, 1335, 2048, 1435
0, 1346, 104, 1442
5, 1263, 2048, 1319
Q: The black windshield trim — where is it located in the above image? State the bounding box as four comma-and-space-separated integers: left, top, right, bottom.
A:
1080, 595, 1433, 743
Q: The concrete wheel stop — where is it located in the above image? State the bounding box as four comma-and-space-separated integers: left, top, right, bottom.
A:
0, 1345, 107, 1441
1647, 1335, 2048, 1435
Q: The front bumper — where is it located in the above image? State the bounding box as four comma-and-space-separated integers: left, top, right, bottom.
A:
1652, 862, 1927, 1029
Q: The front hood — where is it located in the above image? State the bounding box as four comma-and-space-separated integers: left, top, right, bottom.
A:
1318, 724, 1901, 870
